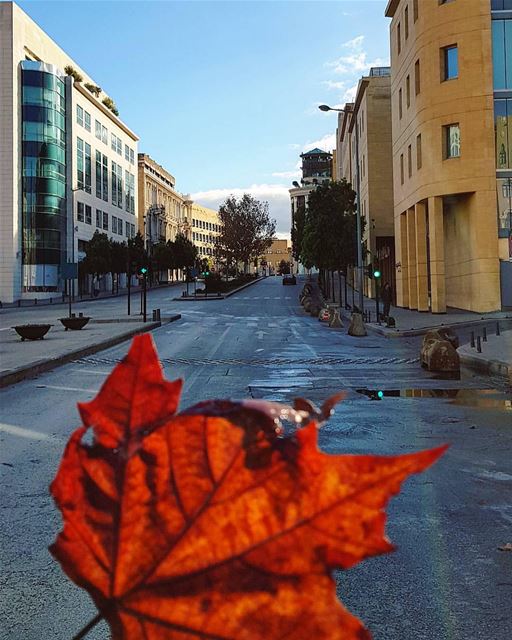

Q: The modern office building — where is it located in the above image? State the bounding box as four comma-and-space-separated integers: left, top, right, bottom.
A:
137, 153, 190, 251
336, 69, 395, 299
0, 1, 138, 303
190, 203, 222, 262
385, 0, 510, 312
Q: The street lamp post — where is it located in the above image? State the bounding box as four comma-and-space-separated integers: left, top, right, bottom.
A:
319, 104, 364, 313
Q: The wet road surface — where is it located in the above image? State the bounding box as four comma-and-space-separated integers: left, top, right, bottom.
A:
1, 276, 511, 639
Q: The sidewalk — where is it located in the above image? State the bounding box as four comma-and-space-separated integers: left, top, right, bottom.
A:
0, 306, 181, 388
457, 330, 512, 382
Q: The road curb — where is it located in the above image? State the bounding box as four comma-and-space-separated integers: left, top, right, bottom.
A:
458, 348, 511, 382
0, 315, 181, 389
358, 315, 512, 339
172, 277, 266, 301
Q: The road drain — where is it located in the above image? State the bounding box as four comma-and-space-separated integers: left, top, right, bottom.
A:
356, 388, 512, 410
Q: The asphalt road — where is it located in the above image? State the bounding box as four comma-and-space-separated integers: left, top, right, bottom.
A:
1, 276, 511, 639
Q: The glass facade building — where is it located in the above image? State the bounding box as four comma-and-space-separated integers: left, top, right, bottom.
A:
21, 61, 67, 291
492, 2, 512, 239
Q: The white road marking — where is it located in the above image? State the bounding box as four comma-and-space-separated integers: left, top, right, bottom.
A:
35, 384, 98, 393
0, 422, 63, 442
72, 369, 110, 375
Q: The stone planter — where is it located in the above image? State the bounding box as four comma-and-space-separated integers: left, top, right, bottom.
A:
12, 324, 52, 341
59, 316, 90, 331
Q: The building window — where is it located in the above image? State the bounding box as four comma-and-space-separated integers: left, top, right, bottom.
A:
130, 148, 134, 164
111, 133, 117, 152
405, 5, 409, 39
125, 144, 130, 162
102, 155, 108, 202
442, 45, 458, 81
103, 212, 108, 230
397, 22, 401, 55
408, 144, 412, 177
413, 0, 418, 21
406, 75, 411, 107
415, 60, 421, 94
84, 142, 91, 194
416, 134, 422, 169
495, 98, 512, 169
399, 88, 403, 119
96, 209, 102, 228
85, 204, 92, 225
492, 20, 512, 91
77, 137, 84, 190
95, 151, 102, 198
77, 201, 84, 222
95, 119, 102, 140
400, 154, 404, 184
76, 104, 83, 127
102, 125, 108, 145
84, 111, 91, 132
444, 124, 461, 158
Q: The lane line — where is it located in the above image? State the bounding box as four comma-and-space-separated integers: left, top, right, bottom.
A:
0, 422, 64, 442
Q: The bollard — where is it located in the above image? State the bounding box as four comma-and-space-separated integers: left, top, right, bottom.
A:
34, 298, 37, 305
497, 322, 501, 336
476, 335, 482, 353
152, 309, 157, 321
483, 326, 487, 342
470, 331, 475, 348
78, 312, 83, 318
157, 308, 161, 320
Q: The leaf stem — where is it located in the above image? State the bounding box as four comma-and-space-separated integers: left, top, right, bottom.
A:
72, 613, 103, 640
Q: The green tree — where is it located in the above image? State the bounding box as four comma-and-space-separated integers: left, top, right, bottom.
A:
128, 232, 147, 271
301, 180, 360, 300
279, 259, 291, 275
173, 233, 198, 279
217, 194, 276, 273
109, 240, 128, 293
83, 231, 111, 292
291, 202, 306, 263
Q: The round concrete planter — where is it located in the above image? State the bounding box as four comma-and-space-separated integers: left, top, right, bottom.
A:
59, 316, 90, 331
13, 324, 52, 341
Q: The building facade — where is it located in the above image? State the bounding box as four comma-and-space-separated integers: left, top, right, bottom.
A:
259, 238, 292, 274
0, 2, 138, 303
137, 154, 189, 251
337, 69, 395, 299
190, 203, 222, 262
385, 0, 507, 313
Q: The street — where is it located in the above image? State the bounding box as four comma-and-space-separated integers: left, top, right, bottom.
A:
1, 276, 511, 639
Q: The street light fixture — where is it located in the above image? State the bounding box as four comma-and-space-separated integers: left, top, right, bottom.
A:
318, 103, 364, 313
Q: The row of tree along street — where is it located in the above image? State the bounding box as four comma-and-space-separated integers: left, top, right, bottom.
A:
78, 194, 276, 295
292, 180, 362, 307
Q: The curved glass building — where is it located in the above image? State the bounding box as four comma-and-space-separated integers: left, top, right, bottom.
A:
21, 61, 67, 292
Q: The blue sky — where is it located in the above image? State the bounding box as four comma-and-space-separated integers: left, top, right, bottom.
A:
18, 0, 390, 235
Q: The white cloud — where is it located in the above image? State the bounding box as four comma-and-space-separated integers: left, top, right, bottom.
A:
271, 170, 301, 179
303, 133, 336, 153
288, 143, 301, 150
322, 80, 346, 91
326, 35, 389, 77
191, 184, 292, 235
343, 82, 359, 102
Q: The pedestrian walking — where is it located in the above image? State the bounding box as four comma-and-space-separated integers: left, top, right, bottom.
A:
382, 281, 392, 319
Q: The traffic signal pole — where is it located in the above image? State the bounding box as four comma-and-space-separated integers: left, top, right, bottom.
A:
143, 272, 147, 322
127, 272, 131, 316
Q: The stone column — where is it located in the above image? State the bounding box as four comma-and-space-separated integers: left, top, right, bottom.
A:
415, 202, 429, 311
406, 207, 417, 309
428, 196, 446, 313
396, 213, 409, 307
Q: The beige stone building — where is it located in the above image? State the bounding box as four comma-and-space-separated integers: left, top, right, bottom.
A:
336, 70, 395, 299
385, 0, 508, 312
190, 203, 222, 262
259, 239, 292, 274
137, 154, 189, 249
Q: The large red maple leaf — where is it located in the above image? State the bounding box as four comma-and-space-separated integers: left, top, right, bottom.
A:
50, 334, 446, 639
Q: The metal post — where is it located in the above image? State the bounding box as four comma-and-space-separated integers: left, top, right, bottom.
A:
476, 335, 482, 353
143, 273, 147, 323
470, 331, 475, 348
344, 272, 348, 309
483, 326, 487, 342
68, 279, 71, 318
127, 272, 131, 316
497, 322, 501, 336
375, 278, 380, 324
354, 114, 364, 313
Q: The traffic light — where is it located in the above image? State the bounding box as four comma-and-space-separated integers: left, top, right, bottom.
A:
138, 265, 148, 276
374, 268, 381, 280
